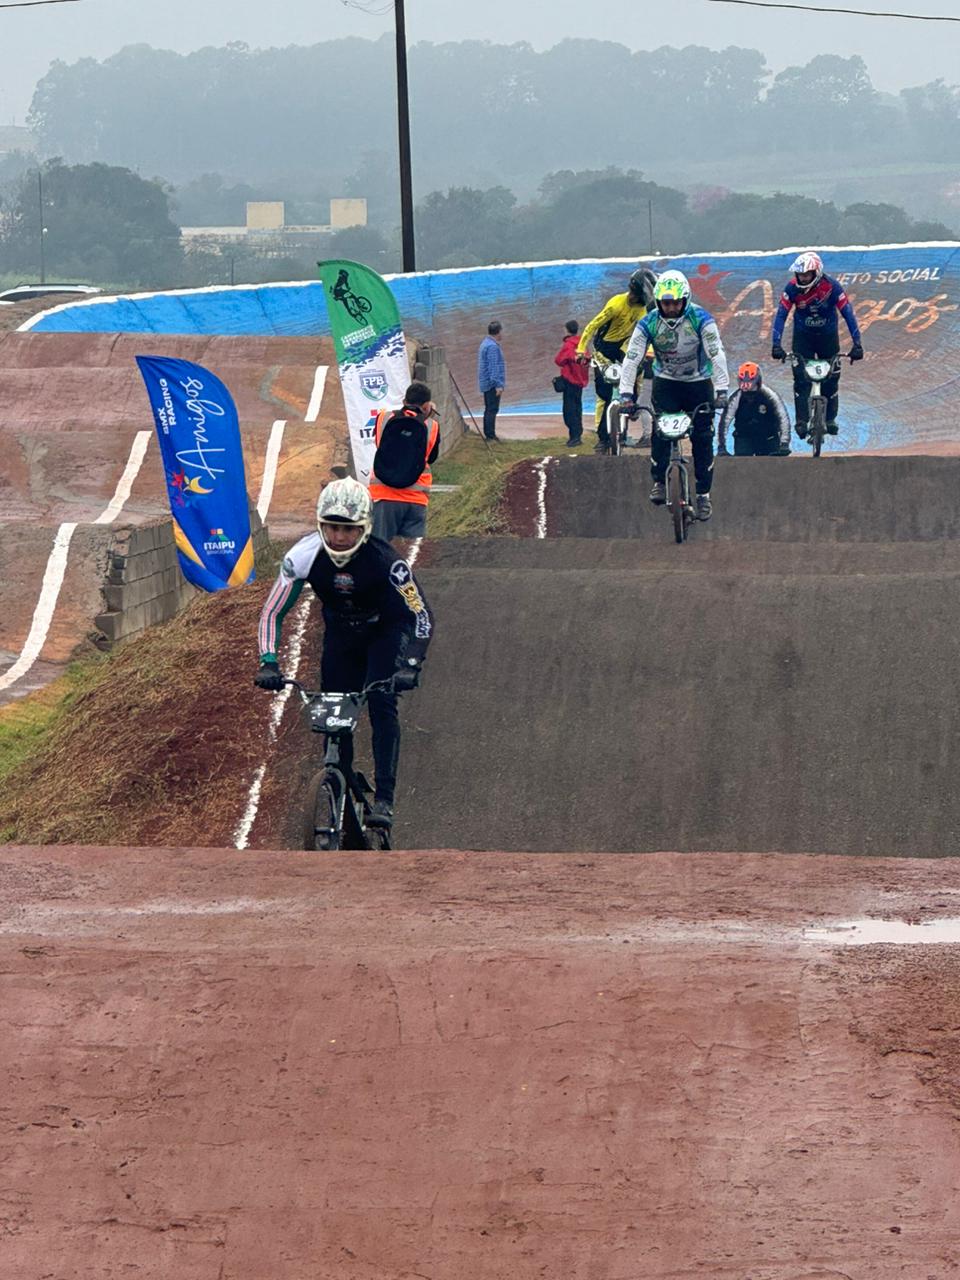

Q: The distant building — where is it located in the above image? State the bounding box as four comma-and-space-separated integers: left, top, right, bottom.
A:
0, 125, 36, 156
180, 198, 367, 255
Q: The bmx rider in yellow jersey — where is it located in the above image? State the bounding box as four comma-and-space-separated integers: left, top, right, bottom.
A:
577, 267, 657, 450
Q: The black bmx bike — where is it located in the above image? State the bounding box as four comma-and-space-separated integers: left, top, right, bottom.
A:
339, 288, 372, 324
607, 399, 654, 456
786, 352, 852, 458
330, 269, 373, 324
284, 677, 395, 851
656, 402, 714, 544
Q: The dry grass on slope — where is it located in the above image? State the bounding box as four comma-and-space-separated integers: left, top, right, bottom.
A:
0, 582, 278, 848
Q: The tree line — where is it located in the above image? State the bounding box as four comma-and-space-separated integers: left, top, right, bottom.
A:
23, 38, 960, 225
0, 158, 952, 292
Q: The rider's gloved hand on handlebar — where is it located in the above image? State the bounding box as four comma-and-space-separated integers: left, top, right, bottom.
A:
393, 658, 422, 692
771, 343, 787, 362
715, 389, 728, 408
254, 660, 285, 692
849, 343, 864, 362
619, 393, 639, 420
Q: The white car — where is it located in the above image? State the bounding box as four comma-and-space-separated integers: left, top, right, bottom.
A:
0, 283, 101, 305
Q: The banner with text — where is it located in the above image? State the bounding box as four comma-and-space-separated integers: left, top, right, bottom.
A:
317, 258, 409, 485
136, 355, 255, 592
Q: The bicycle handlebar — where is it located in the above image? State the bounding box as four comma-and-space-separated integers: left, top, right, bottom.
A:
281, 676, 397, 702
611, 399, 654, 421
785, 351, 854, 369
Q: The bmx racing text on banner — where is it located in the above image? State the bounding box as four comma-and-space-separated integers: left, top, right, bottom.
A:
317, 258, 410, 486
135, 355, 255, 592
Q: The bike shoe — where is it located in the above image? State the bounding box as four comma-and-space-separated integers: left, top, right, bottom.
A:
649, 481, 666, 505
593, 441, 609, 455
795, 423, 808, 440
825, 421, 839, 435
367, 800, 394, 829
696, 494, 713, 521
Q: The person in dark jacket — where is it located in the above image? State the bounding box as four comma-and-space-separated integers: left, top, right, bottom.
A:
254, 477, 432, 830
554, 319, 589, 446
771, 250, 863, 438
717, 362, 792, 456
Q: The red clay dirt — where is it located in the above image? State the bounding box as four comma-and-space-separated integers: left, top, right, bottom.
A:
2, 844, 960, 1279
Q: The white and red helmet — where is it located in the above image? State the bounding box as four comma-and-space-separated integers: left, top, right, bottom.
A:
791, 251, 823, 292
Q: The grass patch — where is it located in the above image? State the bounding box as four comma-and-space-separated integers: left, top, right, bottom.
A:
430, 430, 588, 536
0, 658, 107, 787
0, 583, 273, 847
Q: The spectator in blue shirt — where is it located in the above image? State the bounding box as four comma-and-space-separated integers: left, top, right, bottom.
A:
477, 320, 506, 441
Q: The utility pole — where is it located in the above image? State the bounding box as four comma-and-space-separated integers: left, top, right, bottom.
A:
648, 199, 654, 256
394, 0, 416, 272
38, 169, 45, 284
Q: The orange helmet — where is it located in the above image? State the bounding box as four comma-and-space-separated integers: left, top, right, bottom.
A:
738, 361, 762, 392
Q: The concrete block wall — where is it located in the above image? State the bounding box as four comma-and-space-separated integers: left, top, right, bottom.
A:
411, 343, 468, 458
94, 503, 270, 646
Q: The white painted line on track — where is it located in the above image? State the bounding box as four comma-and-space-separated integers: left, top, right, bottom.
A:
0, 431, 154, 695
305, 365, 329, 422
0, 523, 78, 694
234, 593, 312, 850
534, 456, 552, 539
256, 420, 286, 523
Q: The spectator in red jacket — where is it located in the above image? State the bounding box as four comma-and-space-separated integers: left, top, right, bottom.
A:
554, 319, 589, 447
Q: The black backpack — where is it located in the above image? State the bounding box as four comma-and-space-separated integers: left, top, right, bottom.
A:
373, 410, 429, 489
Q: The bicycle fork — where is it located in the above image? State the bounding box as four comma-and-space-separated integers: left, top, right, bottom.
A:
666, 443, 692, 510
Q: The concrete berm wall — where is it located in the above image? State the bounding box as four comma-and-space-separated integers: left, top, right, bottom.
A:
411, 342, 467, 458
94, 504, 270, 647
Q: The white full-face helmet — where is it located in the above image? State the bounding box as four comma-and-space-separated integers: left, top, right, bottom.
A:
316, 477, 373, 567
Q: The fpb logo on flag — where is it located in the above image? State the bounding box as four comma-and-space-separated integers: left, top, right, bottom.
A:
360, 369, 389, 401
136, 355, 254, 592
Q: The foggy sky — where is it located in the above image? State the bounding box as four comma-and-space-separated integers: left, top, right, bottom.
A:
2, 0, 959, 126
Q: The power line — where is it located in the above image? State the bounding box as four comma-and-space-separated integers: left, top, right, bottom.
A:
0, 0, 81, 8
707, 0, 960, 19
340, 0, 393, 15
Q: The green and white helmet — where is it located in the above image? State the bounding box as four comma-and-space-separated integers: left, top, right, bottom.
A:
653, 270, 691, 328
316, 476, 373, 566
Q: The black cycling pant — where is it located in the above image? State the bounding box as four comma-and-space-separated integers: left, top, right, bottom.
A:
321, 622, 406, 804
651, 377, 716, 494
560, 380, 583, 440
792, 330, 840, 427
734, 433, 779, 457
593, 336, 625, 435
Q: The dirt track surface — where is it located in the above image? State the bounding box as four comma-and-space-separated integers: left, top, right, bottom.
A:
396, 557, 960, 856
2, 843, 960, 1279
518, 453, 960, 541
393, 456, 960, 856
